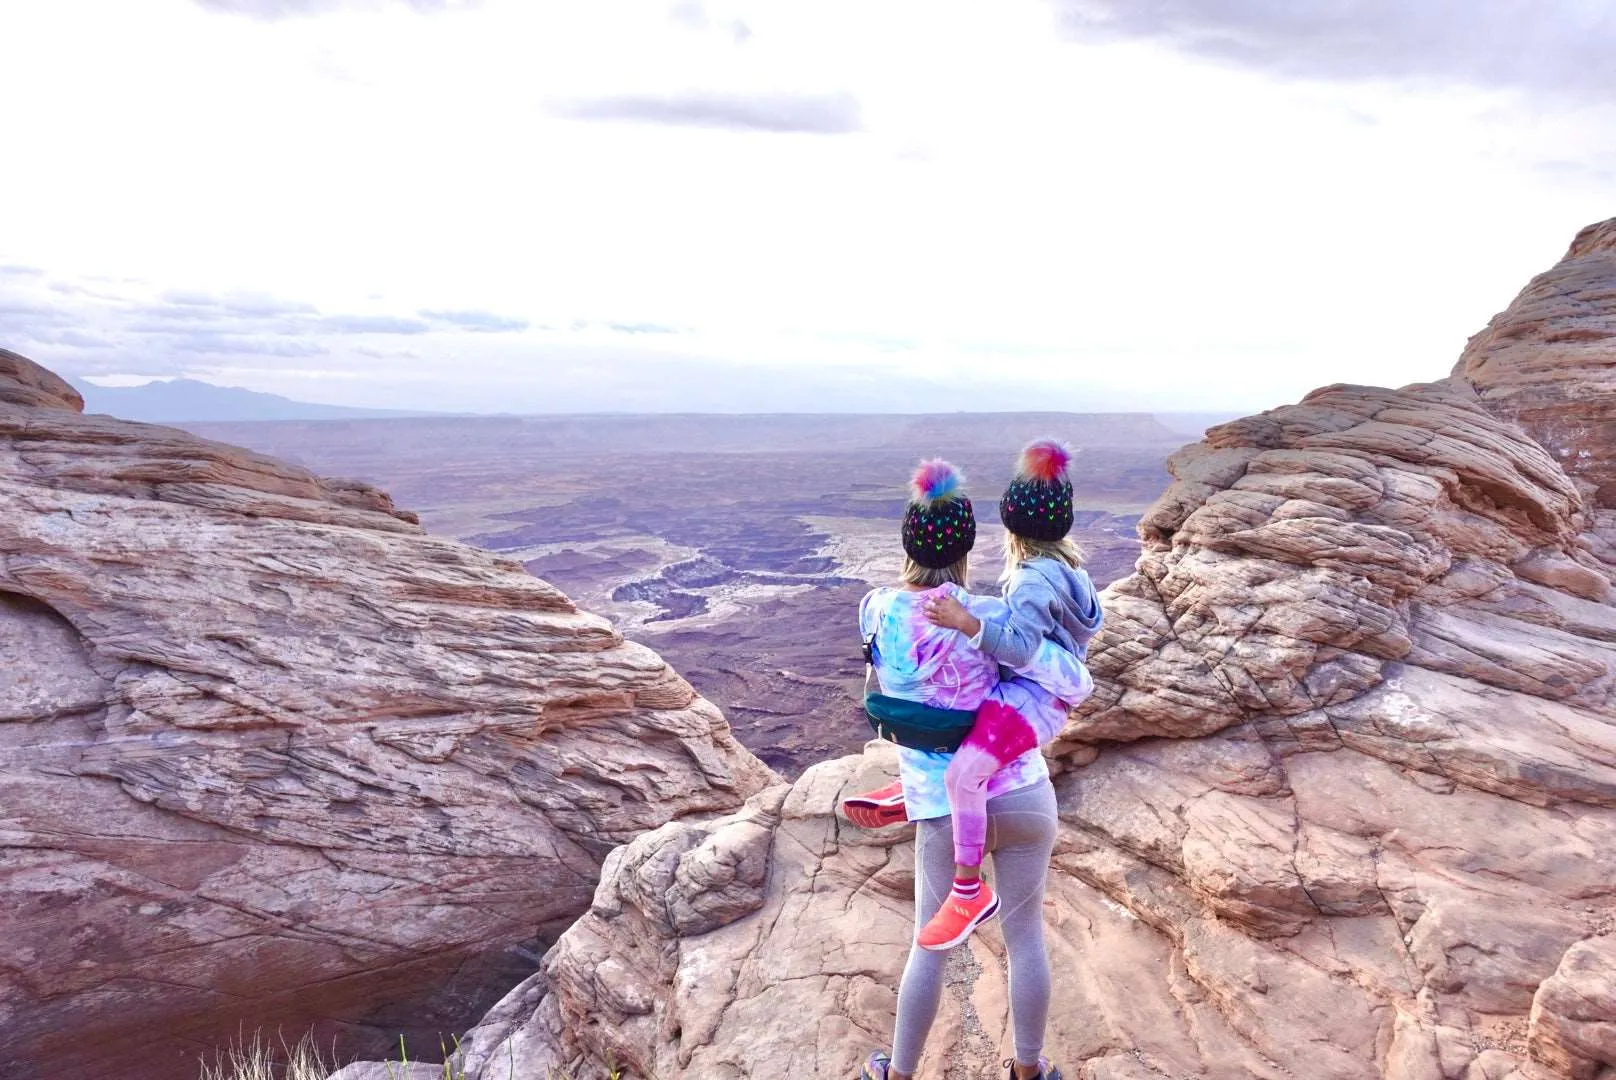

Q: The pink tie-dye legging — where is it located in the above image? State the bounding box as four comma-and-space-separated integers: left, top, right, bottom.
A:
943, 699, 1042, 867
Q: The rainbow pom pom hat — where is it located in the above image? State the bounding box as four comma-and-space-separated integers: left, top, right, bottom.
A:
999, 438, 1075, 541
902, 458, 977, 569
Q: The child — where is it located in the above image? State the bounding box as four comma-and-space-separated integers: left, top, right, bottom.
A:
926, 438, 1102, 676
843, 443, 1100, 951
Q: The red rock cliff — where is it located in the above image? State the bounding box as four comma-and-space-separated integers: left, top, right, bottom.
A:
0, 346, 774, 1079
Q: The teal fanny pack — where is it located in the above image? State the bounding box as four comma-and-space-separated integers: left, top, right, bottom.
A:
864, 692, 976, 754
861, 632, 976, 753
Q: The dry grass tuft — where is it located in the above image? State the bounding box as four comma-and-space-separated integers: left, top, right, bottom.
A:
198, 1030, 334, 1080
198, 1030, 490, 1080
195, 1028, 622, 1080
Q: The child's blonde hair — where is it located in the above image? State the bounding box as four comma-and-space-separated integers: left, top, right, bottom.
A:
1002, 533, 1084, 581
902, 554, 969, 589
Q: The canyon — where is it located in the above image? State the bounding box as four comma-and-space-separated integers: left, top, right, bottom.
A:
181, 411, 1185, 778
2, 216, 1614, 1080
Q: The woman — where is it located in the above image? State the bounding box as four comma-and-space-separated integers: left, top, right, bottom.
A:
847, 460, 1091, 1080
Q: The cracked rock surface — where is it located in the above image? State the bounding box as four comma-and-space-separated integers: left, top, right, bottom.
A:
0, 347, 774, 1080
422, 223, 1616, 1079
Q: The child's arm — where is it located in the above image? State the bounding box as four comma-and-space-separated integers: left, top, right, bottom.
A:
922, 574, 1055, 670
920, 591, 984, 637
924, 587, 1092, 706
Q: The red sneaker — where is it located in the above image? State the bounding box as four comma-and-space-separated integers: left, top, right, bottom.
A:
917, 881, 999, 951
840, 781, 907, 829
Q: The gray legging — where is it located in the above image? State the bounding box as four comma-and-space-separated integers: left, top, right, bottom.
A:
892, 779, 1058, 1073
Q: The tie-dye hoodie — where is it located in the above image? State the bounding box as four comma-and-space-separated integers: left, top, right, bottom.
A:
859, 581, 1093, 821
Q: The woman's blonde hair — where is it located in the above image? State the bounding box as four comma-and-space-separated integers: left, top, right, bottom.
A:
1002, 533, 1084, 581
901, 553, 969, 589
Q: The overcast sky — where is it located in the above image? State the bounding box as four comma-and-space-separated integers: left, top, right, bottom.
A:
0, 0, 1611, 413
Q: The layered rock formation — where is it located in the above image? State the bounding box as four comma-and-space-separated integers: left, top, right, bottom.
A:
1455, 218, 1616, 508
424, 223, 1616, 1079
0, 346, 774, 1079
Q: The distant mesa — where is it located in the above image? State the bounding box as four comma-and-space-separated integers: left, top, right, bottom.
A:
70, 375, 452, 423
1151, 409, 1246, 437
68, 373, 1243, 433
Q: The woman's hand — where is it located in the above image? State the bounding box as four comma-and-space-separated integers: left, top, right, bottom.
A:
922, 593, 981, 638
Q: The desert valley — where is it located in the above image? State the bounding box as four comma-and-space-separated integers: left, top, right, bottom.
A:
180, 412, 1190, 776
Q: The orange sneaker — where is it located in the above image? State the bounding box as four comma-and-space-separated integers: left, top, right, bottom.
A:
917, 880, 999, 951
841, 781, 907, 829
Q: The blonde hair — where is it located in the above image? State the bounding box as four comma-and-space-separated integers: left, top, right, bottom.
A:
1002, 533, 1084, 581
901, 554, 969, 589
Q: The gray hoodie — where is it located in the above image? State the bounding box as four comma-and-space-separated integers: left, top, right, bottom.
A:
975, 556, 1104, 670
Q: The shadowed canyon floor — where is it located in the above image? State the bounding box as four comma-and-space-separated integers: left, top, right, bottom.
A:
182, 414, 1187, 776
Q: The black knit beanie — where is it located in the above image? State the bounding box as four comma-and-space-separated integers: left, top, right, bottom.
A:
998, 439, 1074, 541
902, 459, 976, 569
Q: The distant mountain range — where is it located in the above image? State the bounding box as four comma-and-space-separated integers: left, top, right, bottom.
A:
68, 376, 1248, 430
1150, 411, 1245, 437
71, 379, 441, 423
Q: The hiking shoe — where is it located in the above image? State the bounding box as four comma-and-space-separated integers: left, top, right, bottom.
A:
860, 1049, 892, 1079
1004, 1056, 1063, 1080
916, 880, 999, 951
841, 781, 907, 829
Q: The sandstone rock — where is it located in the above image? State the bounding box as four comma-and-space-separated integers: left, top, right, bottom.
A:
1529, 936, 1616, 1080
327, 1064, 444, 1080
1455, 217, 1616, 507
0, 345, 82, 410
428, 221, 1616, 1079
440, 747, 1306, 1080
0, 351, 774, 1079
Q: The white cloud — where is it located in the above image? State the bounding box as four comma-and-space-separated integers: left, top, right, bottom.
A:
1056, 0, 1616, 103
0, 0, 1609, 413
